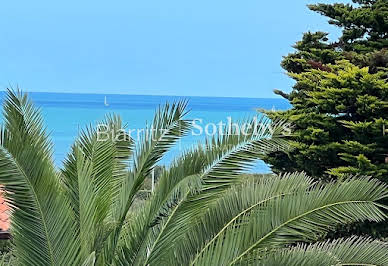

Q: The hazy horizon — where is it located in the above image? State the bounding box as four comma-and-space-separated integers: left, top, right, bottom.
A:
0, 89, 289, 99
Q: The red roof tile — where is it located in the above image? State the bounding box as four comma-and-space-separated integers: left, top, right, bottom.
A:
0, 190, 10, 232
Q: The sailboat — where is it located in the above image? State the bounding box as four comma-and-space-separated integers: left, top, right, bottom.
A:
104, 96, 109, 107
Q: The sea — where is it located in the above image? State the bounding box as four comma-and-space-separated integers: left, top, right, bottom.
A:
0, 92, 291, 173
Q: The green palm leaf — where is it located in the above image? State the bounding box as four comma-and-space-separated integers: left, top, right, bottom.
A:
114, 147, 206, 265
74, 148, 100, 259
0, 90, 80, 265
255, 237, 388, 266
184, 172, 314, 266
191, 177, 387, 265
141, 117, 290, 265
105, 101, 192, 264
62, 114, 133, 223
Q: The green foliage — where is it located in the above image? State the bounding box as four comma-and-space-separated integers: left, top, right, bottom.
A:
265, 0, 388, 181
0, 240, 14, 265
255, 237, 388, 266
263, 0, 388, 238
308, 0, 388, 52
0, 90, 387, 265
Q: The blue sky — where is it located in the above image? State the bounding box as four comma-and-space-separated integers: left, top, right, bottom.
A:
0, 0, 347, 98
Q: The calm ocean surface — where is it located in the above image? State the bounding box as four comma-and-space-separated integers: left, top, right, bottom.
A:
0, 92, 291, 173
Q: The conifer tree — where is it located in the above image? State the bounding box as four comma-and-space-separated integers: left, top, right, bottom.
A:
264, 0, 388, 183
263, 0, 388, 238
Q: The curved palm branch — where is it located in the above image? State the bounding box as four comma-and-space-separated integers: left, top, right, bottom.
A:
62, 114, 133, 223
61, 114, 133, 258
114, 147, 207, 265
104, 101, 192, 263
0, 90, 80, 265
140, 117, 290, 265
189, 177, 387, 265
184, 172, 314, 266
254, 237, 388, 266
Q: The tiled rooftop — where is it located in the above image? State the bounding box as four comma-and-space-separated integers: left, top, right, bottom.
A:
0, 190, 10, 233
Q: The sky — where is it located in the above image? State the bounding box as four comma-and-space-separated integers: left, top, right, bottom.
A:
0, 0, 348, 98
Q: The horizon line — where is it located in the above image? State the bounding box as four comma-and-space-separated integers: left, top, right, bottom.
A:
0, 90, 286, 100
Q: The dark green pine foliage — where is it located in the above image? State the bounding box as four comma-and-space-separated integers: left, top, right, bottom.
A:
264, 0, 388, 182
263, 0, 388, 237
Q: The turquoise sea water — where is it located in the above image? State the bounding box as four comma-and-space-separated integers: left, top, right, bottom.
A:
0, 92, 291, 173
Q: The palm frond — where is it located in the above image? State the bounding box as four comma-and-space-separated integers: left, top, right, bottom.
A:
0, 90, 80, 265
191, 177, 387, 265
61, 114, 133, 263
61, 114, 133, 224
141, 117, 290, 265
105, 101, 191, 263
182, 172, 314, 266
74, 148, 100, 258
253, 236, 388, 266
115, 147, 207, 263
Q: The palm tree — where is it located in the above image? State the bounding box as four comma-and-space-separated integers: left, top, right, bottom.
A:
0, 89, 387, 265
